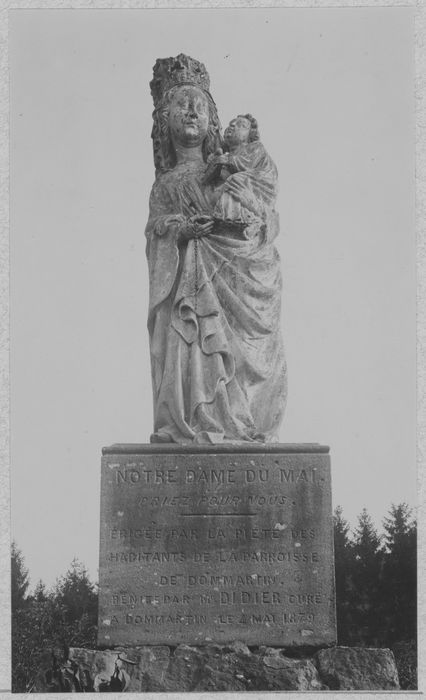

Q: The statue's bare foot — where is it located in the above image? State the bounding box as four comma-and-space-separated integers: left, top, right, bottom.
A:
150, 432, 173, 443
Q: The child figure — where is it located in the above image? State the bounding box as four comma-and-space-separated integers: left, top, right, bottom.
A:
204, 114, 278, 238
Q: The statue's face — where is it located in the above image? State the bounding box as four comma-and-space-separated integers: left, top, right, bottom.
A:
168, 86, 209, 147
224, 116, 251, 148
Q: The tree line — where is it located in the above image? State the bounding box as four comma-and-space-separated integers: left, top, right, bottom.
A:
333, 502, 416, 688
11, 501, 417, 692
11, 554, 98, 692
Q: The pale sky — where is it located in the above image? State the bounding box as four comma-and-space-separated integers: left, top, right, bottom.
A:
10, 7, 416, 589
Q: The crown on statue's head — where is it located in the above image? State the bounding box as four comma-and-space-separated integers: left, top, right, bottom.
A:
150, 54, 211, 108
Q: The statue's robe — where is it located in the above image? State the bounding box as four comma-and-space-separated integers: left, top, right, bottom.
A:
145, 160, 287, 444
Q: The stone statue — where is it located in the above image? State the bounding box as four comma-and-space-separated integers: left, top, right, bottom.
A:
145, 54, 287, 444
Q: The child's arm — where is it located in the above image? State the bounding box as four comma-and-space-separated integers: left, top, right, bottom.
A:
202, 151, 233, 185
227, 142, 264, 174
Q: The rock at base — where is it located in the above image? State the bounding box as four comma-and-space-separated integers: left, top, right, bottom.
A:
315, 646, 400, 690
34, 644, 400, 692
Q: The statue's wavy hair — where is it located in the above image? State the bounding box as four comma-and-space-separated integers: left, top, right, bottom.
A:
241, 114, 260, 143
151, 85, 223, 176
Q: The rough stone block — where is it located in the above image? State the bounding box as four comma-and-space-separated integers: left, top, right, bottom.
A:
98, 443, 336, 647
315, 646, 400, 690
69, 644, 324, 692
262, 649, 324, 690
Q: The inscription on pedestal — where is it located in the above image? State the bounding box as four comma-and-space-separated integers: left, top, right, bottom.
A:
98, 445, 336, 647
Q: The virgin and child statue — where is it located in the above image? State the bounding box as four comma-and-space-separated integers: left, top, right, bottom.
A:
145, 54, 287, 444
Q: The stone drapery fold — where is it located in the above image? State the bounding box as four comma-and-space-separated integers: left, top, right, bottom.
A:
145, 162, 287, 443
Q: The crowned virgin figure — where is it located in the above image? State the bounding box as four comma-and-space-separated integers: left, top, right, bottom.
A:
145, 54, 287, 444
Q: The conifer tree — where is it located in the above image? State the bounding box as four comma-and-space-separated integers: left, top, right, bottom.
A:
32, 580, 48, 603
54, 558, 98, 625
351, 508, 384, 645
382, 503, 416, 643
11, 542, 29, 610
333, 505, 355, 644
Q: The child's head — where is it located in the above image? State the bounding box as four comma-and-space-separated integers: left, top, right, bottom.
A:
223, 114, 260, 149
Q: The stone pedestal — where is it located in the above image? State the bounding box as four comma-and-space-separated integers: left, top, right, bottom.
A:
98, 443, 336, 648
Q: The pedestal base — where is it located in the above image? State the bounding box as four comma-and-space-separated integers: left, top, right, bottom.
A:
35, 644, 400, 692
98, 443, 336, 648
